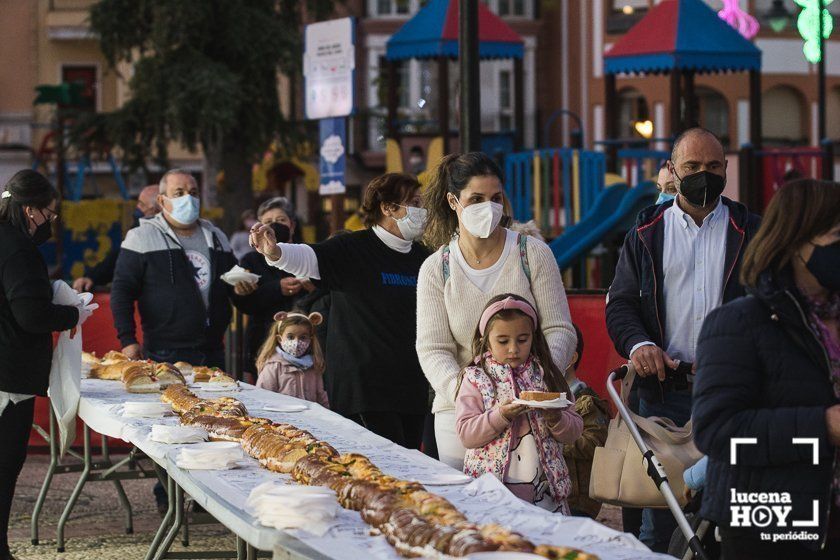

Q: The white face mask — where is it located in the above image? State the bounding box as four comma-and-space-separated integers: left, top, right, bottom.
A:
164, 194, 200, 226
393, 205, 428, 241
453, 197, 503, 239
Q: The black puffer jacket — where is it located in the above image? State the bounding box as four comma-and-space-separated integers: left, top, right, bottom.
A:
693, 267, 838, 548
0, 221, 78, 395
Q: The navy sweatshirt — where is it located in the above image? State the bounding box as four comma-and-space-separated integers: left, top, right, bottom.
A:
111, 214, 240, 352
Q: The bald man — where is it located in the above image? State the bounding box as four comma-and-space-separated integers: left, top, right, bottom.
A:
72, 185, 161, 292
605, 127, 761, 551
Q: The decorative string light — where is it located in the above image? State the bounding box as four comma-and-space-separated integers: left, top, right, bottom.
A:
718, 0, 760, 39
795, 0, 834, 63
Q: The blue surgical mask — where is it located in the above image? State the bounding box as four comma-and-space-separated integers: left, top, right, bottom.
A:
165, 194, 200, 225
656, 192, 676, 205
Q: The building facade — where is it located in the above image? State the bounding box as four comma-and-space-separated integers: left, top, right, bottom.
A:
540, 0, 840, 153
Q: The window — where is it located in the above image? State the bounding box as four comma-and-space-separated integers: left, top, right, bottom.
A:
611, 0, 648, 14
499, 69, 513, 131
488, 0, 531, 18
370, 0, 416, 17
607, 0, 648, 33
762, 85, 807, 146
61, 65, 97, 112
616, 88, 649, 139
695, 87, 730, 149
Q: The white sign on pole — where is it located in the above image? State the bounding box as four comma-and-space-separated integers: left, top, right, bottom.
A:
304, 17, 355, 120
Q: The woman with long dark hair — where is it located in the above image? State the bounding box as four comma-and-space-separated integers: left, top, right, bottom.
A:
693, 179, 840, 557
0, 170, 82, 560
417, 152, 577, 470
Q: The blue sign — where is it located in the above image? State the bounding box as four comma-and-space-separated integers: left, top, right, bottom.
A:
319, 117, 347, 195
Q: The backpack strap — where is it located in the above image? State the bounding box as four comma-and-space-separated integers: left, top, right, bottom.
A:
441, 244, 452, 282
517, 233, 532, 285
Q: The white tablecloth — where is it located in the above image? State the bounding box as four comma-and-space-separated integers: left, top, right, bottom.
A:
77, 379, 669, 560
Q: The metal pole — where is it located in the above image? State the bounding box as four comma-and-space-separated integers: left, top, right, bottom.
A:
438, 57, 450, 154
604, 73, 618, 172
817, 0, 826, 143
459, 0, 480, 153
513, 57, 525, 150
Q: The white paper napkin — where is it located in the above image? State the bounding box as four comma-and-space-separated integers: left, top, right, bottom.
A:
123, 401, 172, 418
246, 481, 338, 536
176, 442, 244, 470
150, 424, 208, 444
220, 265, 260, 286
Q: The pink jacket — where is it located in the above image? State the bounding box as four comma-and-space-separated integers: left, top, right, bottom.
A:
256, 352, 329, 409
456, 356, 583, 510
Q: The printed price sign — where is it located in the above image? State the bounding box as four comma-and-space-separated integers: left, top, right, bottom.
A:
304, 17, 355, 119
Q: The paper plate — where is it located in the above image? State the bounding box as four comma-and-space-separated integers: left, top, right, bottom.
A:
175, 460, 248, 471
264, 404, 308, 413
195, 382, 240, 392
415, 472, 473, 486
467, 553, 542, 559
511, 397, 572, 409
123, 402, 172, 417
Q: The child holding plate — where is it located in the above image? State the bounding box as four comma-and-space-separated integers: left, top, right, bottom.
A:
455, 294, 582, 513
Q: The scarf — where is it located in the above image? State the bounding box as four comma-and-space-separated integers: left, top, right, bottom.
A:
806, 296, 840, 506
275, 347, 314, 370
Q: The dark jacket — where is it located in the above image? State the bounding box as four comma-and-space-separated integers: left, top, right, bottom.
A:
85, 245, 119, 287
111, 214, 240, 352
236, 251, 297, 372
605, 197, 761, 402
693, 268, 838, 548
0, 221, 78, 395
563, 383, 609, 518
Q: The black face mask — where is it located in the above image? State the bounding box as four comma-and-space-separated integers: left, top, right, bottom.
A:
806, 240, 840, 292
674, 170, 726, 208
31, 220, 53, 246
269, 222, 291, 243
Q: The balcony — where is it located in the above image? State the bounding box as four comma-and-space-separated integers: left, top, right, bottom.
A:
46, 0, 94, 40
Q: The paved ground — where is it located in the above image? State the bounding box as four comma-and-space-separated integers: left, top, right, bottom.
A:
9, 453, 623, 559
9, 454, 235, 559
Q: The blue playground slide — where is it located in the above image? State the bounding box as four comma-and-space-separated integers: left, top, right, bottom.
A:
550, 180, 659, 270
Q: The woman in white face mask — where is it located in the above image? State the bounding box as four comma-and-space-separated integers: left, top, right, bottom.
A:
249, 173, 432, 451
416, 152, 578, 470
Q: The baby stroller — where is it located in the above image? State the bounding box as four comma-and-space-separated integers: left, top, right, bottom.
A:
605, 363, 718, 560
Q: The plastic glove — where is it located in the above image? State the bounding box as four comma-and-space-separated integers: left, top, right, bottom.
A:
76, 302, 99, 328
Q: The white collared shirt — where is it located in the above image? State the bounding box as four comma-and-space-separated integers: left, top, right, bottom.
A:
659, 198, 728, 363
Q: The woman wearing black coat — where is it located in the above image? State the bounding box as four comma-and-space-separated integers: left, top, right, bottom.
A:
235, 197, 309, 377
693, 179, 840, 558
0, 170, 81, 560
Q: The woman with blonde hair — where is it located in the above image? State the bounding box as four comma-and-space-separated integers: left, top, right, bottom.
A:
417, 152, 577, 470
693, 179, 840, 557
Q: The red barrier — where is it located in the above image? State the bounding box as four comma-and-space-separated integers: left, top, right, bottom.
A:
566, 291, 623, 402
31, 291, 621, 449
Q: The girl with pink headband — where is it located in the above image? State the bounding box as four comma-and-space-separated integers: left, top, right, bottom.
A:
455, 293, 583, 513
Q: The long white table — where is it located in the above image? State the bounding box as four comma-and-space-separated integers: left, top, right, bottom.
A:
71, 379, 669, 560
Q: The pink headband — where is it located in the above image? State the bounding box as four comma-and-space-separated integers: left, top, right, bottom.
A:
478, 297, 538, 336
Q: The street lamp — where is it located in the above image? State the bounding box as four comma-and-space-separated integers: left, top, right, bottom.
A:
764, 0, 793, 32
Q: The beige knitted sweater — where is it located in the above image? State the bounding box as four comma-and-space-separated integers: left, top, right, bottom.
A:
416, 231, 578, 414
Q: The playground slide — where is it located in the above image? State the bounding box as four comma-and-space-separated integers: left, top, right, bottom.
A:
550, 180, 659, 270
